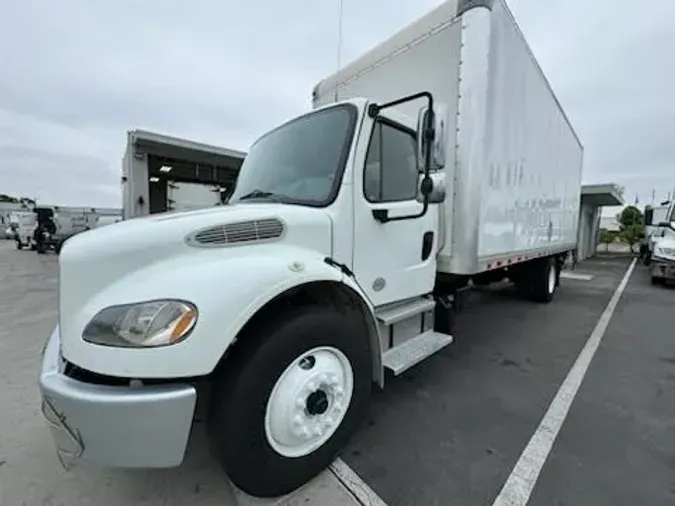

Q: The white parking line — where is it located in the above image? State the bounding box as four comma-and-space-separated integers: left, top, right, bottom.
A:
330, 458, 389, 506
232, 458, 388, 506
560, 272, 594, 281
491, 258, 637, 506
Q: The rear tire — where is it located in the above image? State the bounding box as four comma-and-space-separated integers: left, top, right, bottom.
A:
651, 275, 664, 286
16, 241, 22, 250
208, 306, 372, 498
530, 257, 558, 303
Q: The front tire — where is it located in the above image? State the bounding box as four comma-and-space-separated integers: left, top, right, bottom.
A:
208, 306, 372, 498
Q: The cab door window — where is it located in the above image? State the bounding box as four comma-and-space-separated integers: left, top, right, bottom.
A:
364, 121, 418, 203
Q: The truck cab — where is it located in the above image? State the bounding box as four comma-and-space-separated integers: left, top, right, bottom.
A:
648, 201, 675, 284
39, 96, 450, 498
13, 211, 38, 250
641, 203, 670, 264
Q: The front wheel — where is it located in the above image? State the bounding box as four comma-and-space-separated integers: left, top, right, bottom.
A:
208, 306, 372, 498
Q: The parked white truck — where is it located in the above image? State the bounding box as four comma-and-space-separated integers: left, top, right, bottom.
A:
640, 202, 670, 264
38, 0, 582, 498
648, 200, 675, 284
12, 211, 38, 249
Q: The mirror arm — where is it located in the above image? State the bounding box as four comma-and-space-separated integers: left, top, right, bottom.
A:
368, 92, 435, 224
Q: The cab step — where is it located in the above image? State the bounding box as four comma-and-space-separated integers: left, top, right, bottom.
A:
382, 330, 453, 376
375, 296, 435, 325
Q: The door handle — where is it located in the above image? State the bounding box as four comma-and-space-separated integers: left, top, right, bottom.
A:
421, 231, 434, 260
372, 209, 389, 223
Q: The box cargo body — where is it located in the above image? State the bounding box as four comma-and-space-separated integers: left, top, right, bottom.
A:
313, 0, 583, 275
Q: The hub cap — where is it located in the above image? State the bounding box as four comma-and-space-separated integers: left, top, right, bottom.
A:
264, 346, 354, 458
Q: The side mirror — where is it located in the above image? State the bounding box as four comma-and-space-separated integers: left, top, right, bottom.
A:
417, 103, 448, 172
416, 171, 446, 204
657, 222, 671, 228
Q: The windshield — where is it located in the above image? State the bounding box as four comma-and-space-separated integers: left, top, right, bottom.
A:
230, 104, 357, 207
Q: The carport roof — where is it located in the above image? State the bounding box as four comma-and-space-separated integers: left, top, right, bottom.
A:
581, 183, 624, 207
129, 129, 246, 168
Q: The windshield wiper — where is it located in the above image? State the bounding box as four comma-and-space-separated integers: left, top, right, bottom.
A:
238, 190, 284, 202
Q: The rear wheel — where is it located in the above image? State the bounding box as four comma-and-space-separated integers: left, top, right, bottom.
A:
531, 257, 558, 303
16, 240, 22, 250
514, 258, 558, 303
208, 306, 372, 498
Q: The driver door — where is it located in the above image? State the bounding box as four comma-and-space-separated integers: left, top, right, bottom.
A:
352, 117, 439, 307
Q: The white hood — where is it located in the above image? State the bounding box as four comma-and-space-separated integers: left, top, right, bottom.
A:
58, 203, 334, 373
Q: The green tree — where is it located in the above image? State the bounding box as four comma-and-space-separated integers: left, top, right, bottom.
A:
599, 228, 618, 252
616, 205, 644, 253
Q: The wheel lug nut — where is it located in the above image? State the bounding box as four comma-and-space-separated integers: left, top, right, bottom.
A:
296, 397, 305, 408
293, 415, 303, 426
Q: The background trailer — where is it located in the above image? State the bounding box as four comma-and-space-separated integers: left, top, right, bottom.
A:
122, 129, 247, 219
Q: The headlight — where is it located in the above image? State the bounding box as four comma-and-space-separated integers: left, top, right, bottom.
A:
656, 247, 675, 257
83, 300, 198, 348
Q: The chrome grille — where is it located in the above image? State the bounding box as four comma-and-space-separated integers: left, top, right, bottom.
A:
188, 218, 284, 247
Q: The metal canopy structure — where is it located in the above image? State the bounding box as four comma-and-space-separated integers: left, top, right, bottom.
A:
123, 130, 247, 218
580, 183, 624, 208
131, 129, 246, 188
577, 183, 625, 261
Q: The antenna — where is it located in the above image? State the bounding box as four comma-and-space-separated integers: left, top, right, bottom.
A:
334, 0, 344, 102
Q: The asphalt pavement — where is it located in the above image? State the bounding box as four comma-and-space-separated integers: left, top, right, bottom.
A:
0, 239, 672, 506
343, 255, 675, 505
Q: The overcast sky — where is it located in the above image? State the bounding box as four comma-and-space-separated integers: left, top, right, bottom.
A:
0, 0, 673, 212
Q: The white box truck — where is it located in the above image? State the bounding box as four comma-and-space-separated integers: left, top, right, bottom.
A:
640, 202, 670, 264
38, 0, 582, 498
648, 200, 675, 284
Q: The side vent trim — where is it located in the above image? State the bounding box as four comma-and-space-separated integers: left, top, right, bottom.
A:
185, 218, 285, 248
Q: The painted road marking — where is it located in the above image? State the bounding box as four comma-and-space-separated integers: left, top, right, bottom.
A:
232, 458, 388, 506
560, 272, 595, 281
491, 258, 637, 506
330, 458, 389, 506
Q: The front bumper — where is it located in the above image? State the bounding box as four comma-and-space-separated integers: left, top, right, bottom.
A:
38, 327, 197, 469
649, 256, 675, 280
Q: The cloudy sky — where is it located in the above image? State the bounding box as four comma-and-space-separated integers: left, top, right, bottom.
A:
0, 0, 673, 212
